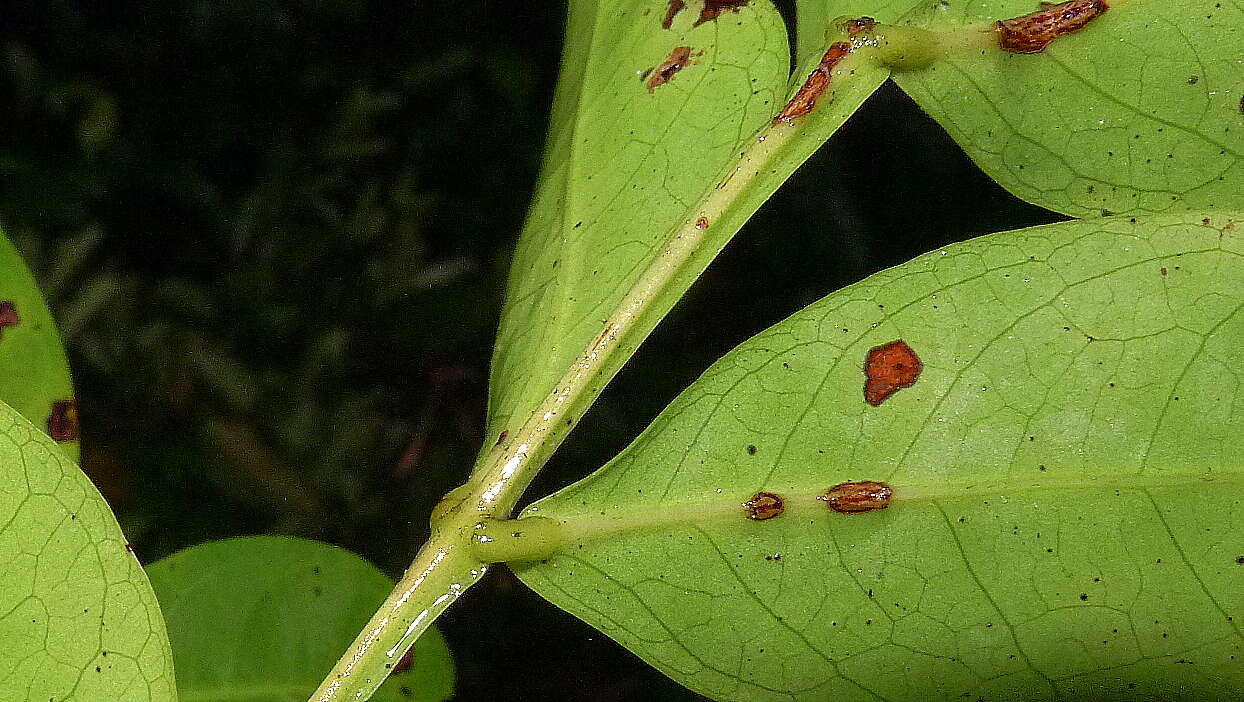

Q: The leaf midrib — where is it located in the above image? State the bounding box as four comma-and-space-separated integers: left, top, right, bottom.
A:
522, 469, 1242, 558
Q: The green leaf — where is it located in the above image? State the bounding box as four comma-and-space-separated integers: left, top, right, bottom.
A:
888, 0, 1244, 217
512, 212, 1244, 701
147, 536, 454, 702
796, 1, 923, 65
0, 401, 174, 700
481, 0, 889, 478
0, 225, 78, 459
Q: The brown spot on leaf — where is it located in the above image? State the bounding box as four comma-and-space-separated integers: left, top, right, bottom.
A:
744, 491, 784, 520
661, 0, 686, 29
695, 216, 709, 230
996, 0, 1108, 54
863, 340, 922, 406
0, 301, 19, 336
820, 481, 893, 513
694, 0, 750, 27
393, 646, 416, 674
1239, 95, 1244, 116
1160, 267, 1168, 276
844, 16, 876, 35
647, 46, 694, 93
495, 430, 508, 446
47, 398, 79, 442
772, 42, 852, 125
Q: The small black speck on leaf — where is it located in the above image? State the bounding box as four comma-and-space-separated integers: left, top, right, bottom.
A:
746, 444, 757, 455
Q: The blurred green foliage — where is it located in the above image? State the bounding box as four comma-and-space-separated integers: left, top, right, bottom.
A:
0, 1, 558, 567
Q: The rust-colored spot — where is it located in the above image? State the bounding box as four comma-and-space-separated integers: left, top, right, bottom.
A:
661, 0, 686, 29
772, 42, 852, 125
392, 646, 416, 674
1160, 266, 1168, 276
0, 301, 18, 334
863, 339, 922, 406
996, 0, 1109, 54
495, 430, 509, 446
820, 480, 893, 513
695, 216, 709, 230
47, 398, 79, 442
694, 0, 750, 27
844, 16, 876, 35
647, 46, 693, 93
744, 491, 784, 520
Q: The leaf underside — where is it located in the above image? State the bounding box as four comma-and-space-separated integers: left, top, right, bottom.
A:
516, 212, 1244, 701
0, 403, 174, 700
888, 0, 1244, 217
0, 227, 77, 458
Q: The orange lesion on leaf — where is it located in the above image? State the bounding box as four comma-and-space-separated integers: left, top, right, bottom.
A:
772, 41, 854, 125
694, 0, 751, 28
0, 301, 19, 338
843, 16, 876, 36
661, 0, 686, 29
47, 398, 79, 442
743, 491, 785, 520
820, 481, 893, 513
995, 0, 1109, 54
645, 46, 701, 93
863, 339, 922, 406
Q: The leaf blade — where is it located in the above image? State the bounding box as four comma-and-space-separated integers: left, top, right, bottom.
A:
0, 402, 174, 700
514, 211, 1244, 701
148, 536, 454, 702
0, 227, 77, 458
890, 0, 1244, 217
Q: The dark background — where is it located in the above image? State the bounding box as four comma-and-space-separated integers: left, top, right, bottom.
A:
0, 1, 1058, 700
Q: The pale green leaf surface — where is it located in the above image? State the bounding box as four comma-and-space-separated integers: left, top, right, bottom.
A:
796, 1, 924, 65
0, 226, 78, 459
889, 0, 1244, 217
0, 401, 174, 700
515, 212, 1244, 701
147, 536, 454, 702
484, 0, 889, 468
